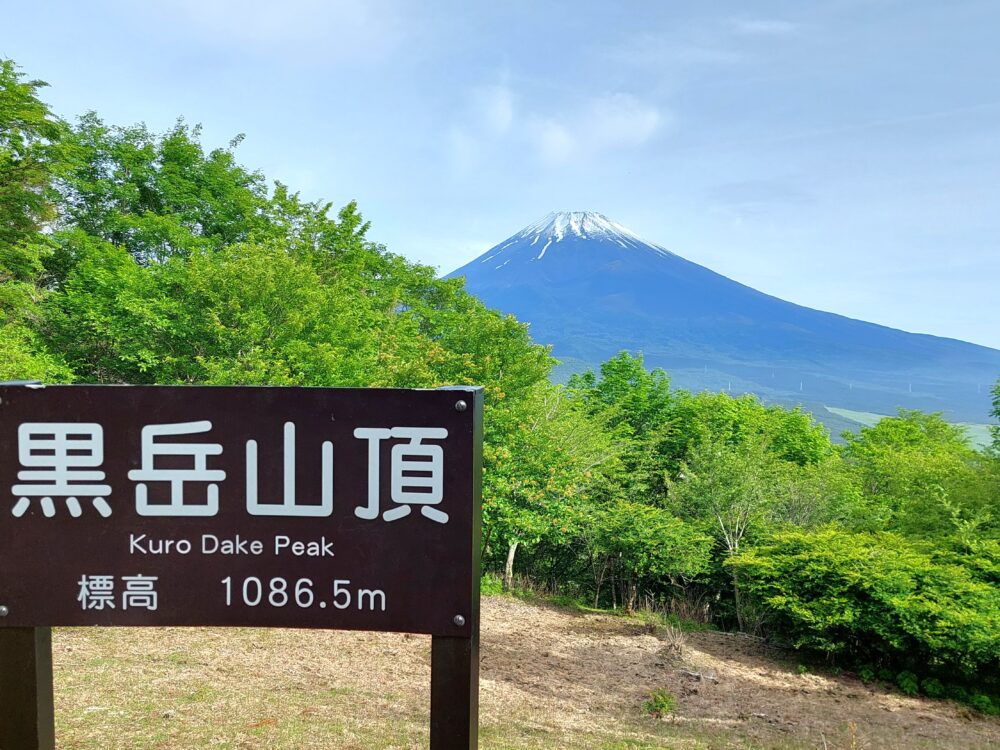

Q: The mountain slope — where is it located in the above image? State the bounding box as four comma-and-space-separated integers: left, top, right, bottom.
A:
447, 212, 1000, 423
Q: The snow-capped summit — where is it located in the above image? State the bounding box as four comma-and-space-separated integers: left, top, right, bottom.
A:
515, 211, 668, 251
474, 211, 673, 268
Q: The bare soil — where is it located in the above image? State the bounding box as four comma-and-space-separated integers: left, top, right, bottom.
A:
53, 596, 1000, 749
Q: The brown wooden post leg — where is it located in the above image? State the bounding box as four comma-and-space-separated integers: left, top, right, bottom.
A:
430, 385, 483, 749
0, 627, 56, 750
430, 635, 479, 749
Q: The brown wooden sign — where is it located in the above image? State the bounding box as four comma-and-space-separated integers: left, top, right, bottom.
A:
0, 384, 482, 749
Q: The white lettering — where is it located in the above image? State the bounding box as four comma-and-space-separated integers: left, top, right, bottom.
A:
202, 533, 263, 555
130, 533, 147, 554
273, 535, 334, 557
129, 534, 192, 555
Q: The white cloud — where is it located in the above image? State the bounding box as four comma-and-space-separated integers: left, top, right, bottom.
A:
611, 32, 743, 68
530, 119, 576, 164
447, 81, 516, 172
731, 19, 799, 36
609, 17, 798, 73
471, 84, 514, 135
588, 93, 663, 148
447, 127, 481, 173
449, 79, 663, 170
671, 45, 744, 65
529, 93, 665, 164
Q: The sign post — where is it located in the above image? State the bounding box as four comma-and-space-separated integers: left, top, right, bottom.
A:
0, 384, 482, 749
0, 627, 55, 750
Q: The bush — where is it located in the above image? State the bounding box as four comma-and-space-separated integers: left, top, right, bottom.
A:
969, 693, 999, 716
896, 671, 919, 696
480, 572, 505, 596
947, 685, 970, 703
643, 689, 676, 717
921, 678, 945, 698
729, 528, 1000, 703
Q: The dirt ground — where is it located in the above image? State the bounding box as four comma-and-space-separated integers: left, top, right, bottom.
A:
53, 596, 1000, 749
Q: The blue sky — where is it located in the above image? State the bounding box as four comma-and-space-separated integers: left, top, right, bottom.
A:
4, 0, 999, 348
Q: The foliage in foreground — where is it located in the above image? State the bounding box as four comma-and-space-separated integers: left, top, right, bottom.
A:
729, 528, 1000, 712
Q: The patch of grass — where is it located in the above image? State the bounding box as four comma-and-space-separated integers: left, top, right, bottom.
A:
481, 720, 712, 750
178, 684, 219, 704
485, 576, 714, 637
512, 588, 592, 614
634, 607, 712, 634
825, 406, 884, 427
483, 574, 597, 614
84, 656, 117, 669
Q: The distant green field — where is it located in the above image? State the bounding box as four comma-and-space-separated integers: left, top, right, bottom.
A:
826, 406, 993, 450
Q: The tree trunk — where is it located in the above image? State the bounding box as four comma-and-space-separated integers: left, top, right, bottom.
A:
625, 580, 638, 614
480, 525, 493, 562
732, 567, 745, 632
503, 540, 519, 591
611, 563, 618, 610
592, 557, 609, 609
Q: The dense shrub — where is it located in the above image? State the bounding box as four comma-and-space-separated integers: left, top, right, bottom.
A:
729, 527, 1000, 700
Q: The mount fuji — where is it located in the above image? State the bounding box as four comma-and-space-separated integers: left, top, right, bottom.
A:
447, 211, 1000, 429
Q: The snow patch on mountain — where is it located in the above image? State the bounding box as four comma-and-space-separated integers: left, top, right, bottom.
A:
520, 211, 672, 251
478, 211, 674, 267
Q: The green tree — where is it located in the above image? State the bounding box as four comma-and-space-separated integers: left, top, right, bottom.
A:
842, 410, 995, 540
568, 352, 676, 505
0, 59, 62, 253
483, 383, 622, 589
769, 455, 867, 530
579, 499, 711, 612
568, 351, 673, 441
53, 116, 270, 271
663, 390, 831, 469
0, 58, 72, 381
669, 435, 788, 629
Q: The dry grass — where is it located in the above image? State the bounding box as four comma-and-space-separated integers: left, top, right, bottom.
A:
52, 596, 1000, 749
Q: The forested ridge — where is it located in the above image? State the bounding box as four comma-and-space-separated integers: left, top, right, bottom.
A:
2, 59, 998, 715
